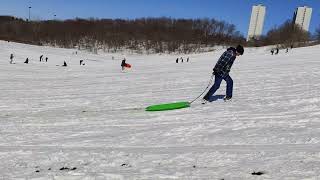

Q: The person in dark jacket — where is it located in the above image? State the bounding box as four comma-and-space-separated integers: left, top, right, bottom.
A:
176, 58, 179, 63
121, 58, 126, 70
10, 53, 14, 64
40, 55, 43, 62
202, 45, 244, 103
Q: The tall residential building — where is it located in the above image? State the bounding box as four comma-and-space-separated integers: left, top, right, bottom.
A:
293, 6, 312, 31
247, 4, 266, 41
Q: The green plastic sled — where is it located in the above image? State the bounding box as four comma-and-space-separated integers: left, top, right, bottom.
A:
146, 101, 190, 111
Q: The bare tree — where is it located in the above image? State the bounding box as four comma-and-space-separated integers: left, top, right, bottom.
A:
316, 25, 320, 42
0, 16, 246, 53
247, 20, 311, 47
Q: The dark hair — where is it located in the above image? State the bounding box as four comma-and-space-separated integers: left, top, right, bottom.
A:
236, 45, 244, 55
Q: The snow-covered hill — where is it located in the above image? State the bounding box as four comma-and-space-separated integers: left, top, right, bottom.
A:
0, 40, 320, 179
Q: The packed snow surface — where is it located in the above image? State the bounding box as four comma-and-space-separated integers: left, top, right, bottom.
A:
0, 41, 320, 179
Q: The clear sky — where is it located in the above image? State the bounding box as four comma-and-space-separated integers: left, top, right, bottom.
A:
0, 0, 319, 36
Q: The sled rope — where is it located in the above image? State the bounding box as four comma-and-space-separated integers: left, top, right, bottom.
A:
189, 74, 214, 104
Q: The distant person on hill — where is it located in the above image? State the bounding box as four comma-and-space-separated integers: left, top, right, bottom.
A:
202, 45, 244, 104
187, 57, 189, 62
45, 57, 48, 62
121, 58, 126, 70
9, 53, 14, 64
180, 57, 184, 63
275, 48, 279, 55
286, 48, 289, 53
40, 55, 43, 62
24, 58, 29, 64
62, 61, 67, 67
121, 58, 131, 71
80, 60, 85, 65
271, 49, 274, 55
176, 58, 179, 63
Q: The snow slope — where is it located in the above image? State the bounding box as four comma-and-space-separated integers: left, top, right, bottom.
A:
0, 41, 320, 179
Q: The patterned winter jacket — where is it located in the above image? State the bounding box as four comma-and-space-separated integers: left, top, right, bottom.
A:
213, 47, 236, 78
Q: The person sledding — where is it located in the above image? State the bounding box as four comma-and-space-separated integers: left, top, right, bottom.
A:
202, 45, 244, 104
121, 58, 131, 71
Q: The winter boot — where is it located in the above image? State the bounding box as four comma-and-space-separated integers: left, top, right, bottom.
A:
223, 96, 232, 102
201, 98, 209, 104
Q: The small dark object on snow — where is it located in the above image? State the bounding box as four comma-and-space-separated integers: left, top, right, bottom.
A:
48, 168, 51, 170
62, 61, 67, 67
252, 171, 264, 175
60, 167, 69, 170
60, 166, 77, 171
193, 165, 196, 168
35, 170, 40, 173
121, 163, 131, 167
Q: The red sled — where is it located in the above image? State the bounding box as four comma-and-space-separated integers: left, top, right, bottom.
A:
124, 63, 131, 68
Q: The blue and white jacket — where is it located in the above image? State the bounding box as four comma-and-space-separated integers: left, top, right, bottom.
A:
213, 47, 236, 78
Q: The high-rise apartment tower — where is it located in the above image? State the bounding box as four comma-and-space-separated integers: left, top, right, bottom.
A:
247, 4, 266, 41
293, 6, 312, 31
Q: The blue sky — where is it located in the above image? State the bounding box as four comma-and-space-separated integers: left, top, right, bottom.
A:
0, 0, 319, 36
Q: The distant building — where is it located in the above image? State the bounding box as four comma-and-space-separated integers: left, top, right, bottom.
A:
293, 6, 312, 32
247, 4, 266, 41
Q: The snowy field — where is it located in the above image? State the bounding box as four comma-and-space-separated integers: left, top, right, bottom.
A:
0, 40, 320, 179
